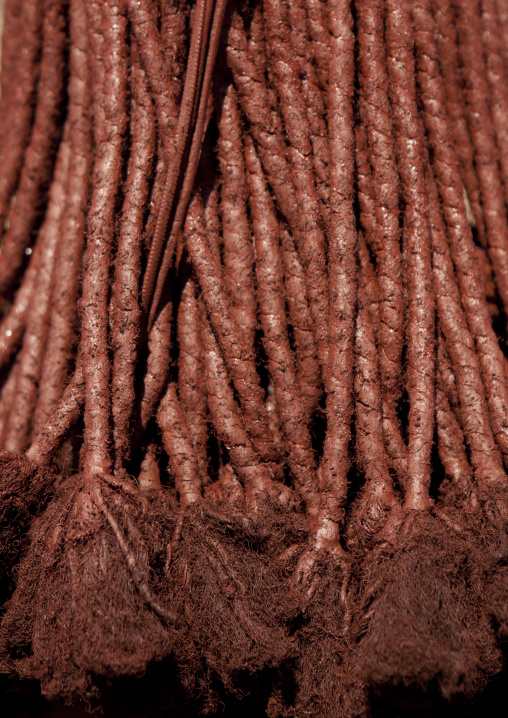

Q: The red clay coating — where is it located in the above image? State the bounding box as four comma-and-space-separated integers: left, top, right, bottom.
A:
158, 370, 203, 508
355, 116, 408, 478
0, 360, 21, 445
200, 310, 287, 511
433, 0, 488, 249
0, 0, 67, 296
245, 133, 319, 518
226, 9, 330, 372
126, 0, 182, 146
200, 141, 223, 265
0, 234, 41, 372
142, 0, 233, 331
137, 441, 162, 494
413, 0, 508, 464
137, 0, 209, 317
437, 337, 461, 417
0, 0, 27, 123
111, 49, 155, 469
185, 192, 280, 468
481, 0, 508, 235
177, 275, 209, 485
310, 0, 356, 557
148, 0, 231, 334
3, 129, 70, 453
356, 0, 407, 485
348, 241, 399, 555
32, 0, 92, 436
436, 365, 475, 505
280, 225, 322, 418
288, 0, 330, 215
135, 0, 187, 262
139, 293, 173, 433
495, 0, 508, 70
160, 0, 189, 97
243, 0, 266, 77
263, 0, 330, 370
0, 0, 508, 711
427, 161, 506, 489
80, 0, 127, 480
386, 0, 435, 510
0, 0, 43, 243
216, 82, 257, 348
454, 0, 508, 321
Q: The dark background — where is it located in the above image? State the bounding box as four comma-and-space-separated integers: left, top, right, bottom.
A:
1, 655, 506, 718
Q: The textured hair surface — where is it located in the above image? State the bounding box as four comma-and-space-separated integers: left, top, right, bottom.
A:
0, 0, 507, 715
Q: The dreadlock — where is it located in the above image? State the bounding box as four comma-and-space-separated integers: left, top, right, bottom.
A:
0, 0, 507, 714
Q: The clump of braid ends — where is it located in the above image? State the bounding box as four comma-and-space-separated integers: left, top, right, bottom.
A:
0, 0, 507, 715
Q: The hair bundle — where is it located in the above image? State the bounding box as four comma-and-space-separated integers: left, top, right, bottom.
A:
0, 0, 507, 715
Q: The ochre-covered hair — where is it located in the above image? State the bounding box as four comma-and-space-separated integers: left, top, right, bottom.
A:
0, 0, 506, 714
